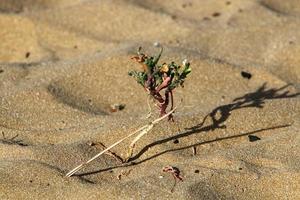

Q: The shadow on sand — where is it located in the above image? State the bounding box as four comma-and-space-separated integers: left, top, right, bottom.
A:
78, 83, 299, 176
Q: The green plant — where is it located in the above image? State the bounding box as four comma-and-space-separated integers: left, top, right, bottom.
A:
129, 47, 191, 121
65, 46, 191, 177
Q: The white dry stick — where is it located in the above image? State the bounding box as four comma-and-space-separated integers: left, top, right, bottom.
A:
65, 105, 179, 177
65, 125, 147, 177
127, 123, 154, 160
145, 95, 153, 119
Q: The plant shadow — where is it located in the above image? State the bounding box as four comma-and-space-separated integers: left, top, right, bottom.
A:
77, 82, 299, 177
131, 82, 299, 160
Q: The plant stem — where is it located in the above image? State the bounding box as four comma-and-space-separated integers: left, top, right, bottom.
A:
65, 104, 179, 177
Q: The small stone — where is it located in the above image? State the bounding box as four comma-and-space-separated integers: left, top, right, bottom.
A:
110, 104, 126, 112
241, 71, 252, 79
173, 139, 179, 144
25, 52, 30, 58
153, 42, 160, 47
88, 142, 96, 146
248, 135, 261, 142
212, 12, 221, 17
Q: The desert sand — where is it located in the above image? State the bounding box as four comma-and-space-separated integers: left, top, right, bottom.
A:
0, 0, 299, 199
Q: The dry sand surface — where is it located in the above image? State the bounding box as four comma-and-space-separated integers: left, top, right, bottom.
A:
0, 0, 300, 199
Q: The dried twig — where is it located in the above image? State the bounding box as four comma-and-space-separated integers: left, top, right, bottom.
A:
126, 100, 182, 161
162, 166, 183, 192
0, 132, 27, 146
89, 142, 124, 163
65, 105, 178, 177
192, 146, 197, 155
145, 94, 153, 119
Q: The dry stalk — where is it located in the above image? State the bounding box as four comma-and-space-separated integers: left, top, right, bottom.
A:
145, 94, 153, 119
94, 142, 124, 163
65, 105, 178, 177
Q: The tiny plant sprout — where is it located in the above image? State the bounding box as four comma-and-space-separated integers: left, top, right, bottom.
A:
129, 46, 191, 121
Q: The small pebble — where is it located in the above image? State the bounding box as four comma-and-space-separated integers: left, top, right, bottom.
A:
25, 52, 30, 58
212, 12, 221, 17
88, 142, 96, 146
153, 42, 161, 47
110, 104, 126, 112
173, 139, 179, 144
248, 135, 261, 142
241, 71, 252, 79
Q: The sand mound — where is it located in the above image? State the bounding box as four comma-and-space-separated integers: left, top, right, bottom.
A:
0, 0, 84, 13
261, 0, 300, 16
0, 14, 48, 63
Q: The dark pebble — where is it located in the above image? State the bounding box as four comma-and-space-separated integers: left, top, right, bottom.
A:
212, 12, 221, 17
248, 135, 261, 142
25, 52, 30, 58
171, 15, 177, 20
241, 71, 252, 79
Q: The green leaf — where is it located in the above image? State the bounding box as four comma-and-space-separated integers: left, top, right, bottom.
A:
128, 70, 147, 86
153, 47, 163, 66
129, 46, 191, 91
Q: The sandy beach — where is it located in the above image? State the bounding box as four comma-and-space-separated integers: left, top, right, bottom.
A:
0, 0, 299, 199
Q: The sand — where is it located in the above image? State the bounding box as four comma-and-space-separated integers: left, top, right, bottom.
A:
0, 0, 299, 199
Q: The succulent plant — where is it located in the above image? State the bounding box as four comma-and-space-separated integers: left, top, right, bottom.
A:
66, 47, 192, 177
129, 46, 191, 121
